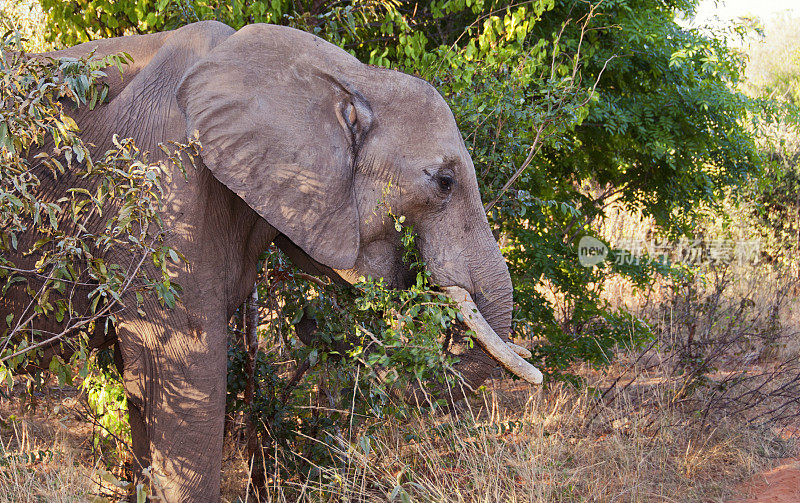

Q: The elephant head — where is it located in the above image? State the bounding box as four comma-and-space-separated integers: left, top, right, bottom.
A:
175, 24, 540, 393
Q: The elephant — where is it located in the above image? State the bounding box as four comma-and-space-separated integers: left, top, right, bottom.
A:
4, 21, 540, 501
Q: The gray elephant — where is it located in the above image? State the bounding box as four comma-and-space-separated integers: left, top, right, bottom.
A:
8, 21, 540, 502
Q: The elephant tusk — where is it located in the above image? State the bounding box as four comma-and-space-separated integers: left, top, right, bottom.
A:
443, 286, 543, 385
507, 342, 532, 359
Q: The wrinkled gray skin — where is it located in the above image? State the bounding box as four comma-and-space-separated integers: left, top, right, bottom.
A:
13, 22, 513, 502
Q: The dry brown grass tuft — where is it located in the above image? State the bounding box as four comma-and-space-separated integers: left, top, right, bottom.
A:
0, 416, 96, 502
0, 386, 137, 502
1, 351, 795, 503
218, 372, 792, 503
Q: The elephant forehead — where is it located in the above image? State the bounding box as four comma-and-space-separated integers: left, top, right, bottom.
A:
384, 86, 464, 146
368, 89, 464, 149
384, 113, 470, 165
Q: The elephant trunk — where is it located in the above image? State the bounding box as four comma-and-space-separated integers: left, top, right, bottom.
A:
468, 240, 514, 339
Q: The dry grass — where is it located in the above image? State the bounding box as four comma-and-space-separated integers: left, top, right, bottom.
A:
596, 199, 800, 428
0, 396, 97, 502
0, 434, 96, 502
216, 374, 791, 503
0, 386, 136, 502
1, 346, 796, 503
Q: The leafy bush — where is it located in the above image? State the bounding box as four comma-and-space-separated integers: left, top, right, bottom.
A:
0, 33, 195, 467
0, 34, 189, 377
224, 224, 471, 485
742, 16, 800, 271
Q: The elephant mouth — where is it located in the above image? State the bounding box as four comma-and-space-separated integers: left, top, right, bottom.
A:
442, 286, 542, 384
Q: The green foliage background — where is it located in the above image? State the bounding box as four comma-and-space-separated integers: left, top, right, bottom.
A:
0, 41, 183, 376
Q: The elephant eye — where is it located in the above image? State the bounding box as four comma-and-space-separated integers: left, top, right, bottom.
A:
437, 174, 454, 193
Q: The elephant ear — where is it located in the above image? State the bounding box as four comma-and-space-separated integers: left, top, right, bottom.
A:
176, 24, 370, 270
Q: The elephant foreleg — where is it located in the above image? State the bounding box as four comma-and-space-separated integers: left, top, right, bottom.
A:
116, 305, 228, 503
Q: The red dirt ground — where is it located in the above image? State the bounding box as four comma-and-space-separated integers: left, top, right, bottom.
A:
732, 460, 800, 503
730, 427, 800, 503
